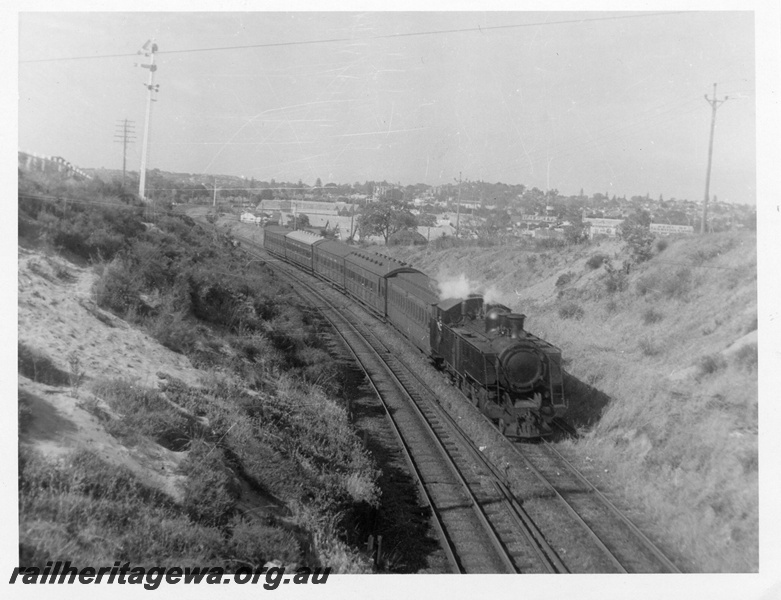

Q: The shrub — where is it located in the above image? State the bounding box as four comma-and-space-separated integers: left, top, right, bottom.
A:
534, 237, 566, 250
558, 301, 585, 320
655, 238, 669, 253
621, 224, 655, 263
638, 338, 660, 356
635, 272, 659, 296
586, 253, 608, 270
18, 343, 71, 385
697, 353, 727, 376
642, 308, 664, 325
556, 272, 574, 287
661, 268, 692, 299
602, 260, 628, 294
180, 440, 240, 527
732, 343, 758, 372
93, 259, 143, 316
226, 518, 300, 568
635, 268, 692, 300
92, 379, 194, 451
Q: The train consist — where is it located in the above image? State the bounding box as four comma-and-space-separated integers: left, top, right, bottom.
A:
263, 226, 567, 438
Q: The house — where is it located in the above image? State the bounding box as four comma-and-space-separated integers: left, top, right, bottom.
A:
240, 212, 263, 224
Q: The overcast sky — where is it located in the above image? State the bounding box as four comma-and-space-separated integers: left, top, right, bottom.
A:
16, 9, 762, 204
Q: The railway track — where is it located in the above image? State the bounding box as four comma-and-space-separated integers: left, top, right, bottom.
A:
506, 438, 682, 573
224, 229, 571, 573
208, 220, 682, 573
263, 249, 565, 573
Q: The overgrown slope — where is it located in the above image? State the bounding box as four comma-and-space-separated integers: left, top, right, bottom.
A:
18, 177, 379, 572
383, 232, 758, 572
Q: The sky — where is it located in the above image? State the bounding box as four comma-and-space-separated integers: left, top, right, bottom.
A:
14, 7, 765, 205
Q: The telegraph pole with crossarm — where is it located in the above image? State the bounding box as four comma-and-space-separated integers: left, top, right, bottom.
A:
113, 119, 136, 189
701, 83, 728, 234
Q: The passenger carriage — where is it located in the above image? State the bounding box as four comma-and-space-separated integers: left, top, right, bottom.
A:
312, 239, 353, 289
386, 270, 439, 354
342, 251, 417, 317
284, 230, 324, 272
263, 225, 289, 259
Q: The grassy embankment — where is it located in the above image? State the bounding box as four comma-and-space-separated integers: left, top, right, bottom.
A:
384, 232, 758, 573
18, 172, 379, 572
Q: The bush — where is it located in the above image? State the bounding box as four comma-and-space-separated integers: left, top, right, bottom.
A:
635, 268, 692, 300
697, 353, 727, 377
602, 260, 628, 294
621, 224, 655, 263
586, 253, 608, 270
638, 338, 660, 356
18, 343, 71, 385
732, 343, 758, 372
534, 237, 567, 250
558, 301, 585, 320
93, 259, 143, 316
180, 441, 240, 527
661, 268, 692, 299
642, 308, 664, 325
92, 379, 194, 451
556, 272, 574, 287
655, 238, 669, 253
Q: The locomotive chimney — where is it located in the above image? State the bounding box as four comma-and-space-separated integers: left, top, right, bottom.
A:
505, 313, 526, 338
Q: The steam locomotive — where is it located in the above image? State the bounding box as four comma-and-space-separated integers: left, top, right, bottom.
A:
262, 226, 566, 438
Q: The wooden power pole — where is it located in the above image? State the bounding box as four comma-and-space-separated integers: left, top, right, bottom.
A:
113, 119, 136, 188
701, 83, 728, 234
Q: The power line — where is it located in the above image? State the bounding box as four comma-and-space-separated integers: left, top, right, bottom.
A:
20, 12, 685, 64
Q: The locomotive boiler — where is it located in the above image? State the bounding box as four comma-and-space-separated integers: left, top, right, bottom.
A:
430, 295, 566, 438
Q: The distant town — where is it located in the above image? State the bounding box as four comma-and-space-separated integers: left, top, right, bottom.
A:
20, 151, 757, 245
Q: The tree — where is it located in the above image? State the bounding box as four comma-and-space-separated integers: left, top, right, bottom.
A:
415, 212, 437, 228
619, 209, 654, 263
357, 199, 416, 244
294, 213, 310, 229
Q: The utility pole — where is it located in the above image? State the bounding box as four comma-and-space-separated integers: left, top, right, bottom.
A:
137, 40, 160, 202
701, 83, 728, 234
455, 172, 462, 239
213, 177, 218, 207
113, 119, 135, 188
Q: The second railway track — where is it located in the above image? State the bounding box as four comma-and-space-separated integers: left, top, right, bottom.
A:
215, 220, 683, 574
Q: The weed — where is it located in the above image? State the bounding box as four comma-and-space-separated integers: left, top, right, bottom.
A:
732, 344, 758, 372
18, 390, 34, 432
642, 308, 664, 325
18, 343, 71, 386
67, 352, 85, 393
558, 301, 585, 320
638, 338, 660, 356
180, 440, 240, 527
92, 379, 194, 451
635, 268, 692, 300
556, 272, 574, 287
697, 353, 727, 377
661, 268, 692, 299
586, 253, 608, 270
602, 260, 628, 294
